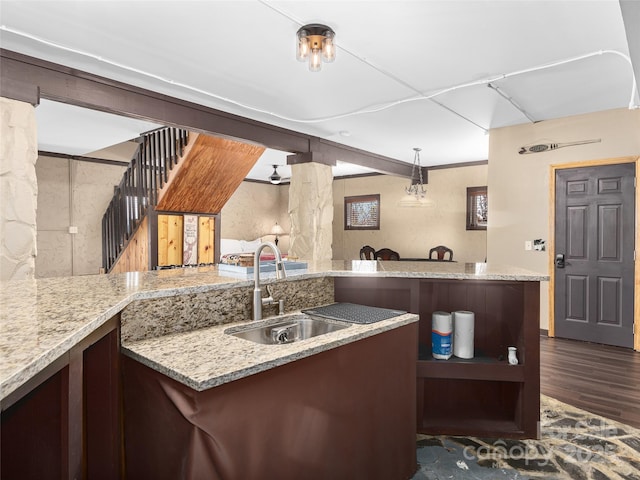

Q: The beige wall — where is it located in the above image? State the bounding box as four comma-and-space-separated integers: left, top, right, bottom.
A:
221, 181, 291, 253
0, 98, 37, 281
333, 165, 488, 262
488, 107, 640, 329
36, 146, 131, 277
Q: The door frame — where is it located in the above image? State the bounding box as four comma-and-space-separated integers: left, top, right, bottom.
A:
548, 156, 640, 351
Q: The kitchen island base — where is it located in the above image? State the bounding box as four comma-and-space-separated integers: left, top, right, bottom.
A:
122, 322, 418, 480
335, 276, 541, 439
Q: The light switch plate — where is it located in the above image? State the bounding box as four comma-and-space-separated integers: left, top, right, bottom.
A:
68, 226, 78, 234
524, 240, 532, 251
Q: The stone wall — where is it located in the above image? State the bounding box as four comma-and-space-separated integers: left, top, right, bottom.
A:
288, 162, 333, 261
0, 98, 37, 281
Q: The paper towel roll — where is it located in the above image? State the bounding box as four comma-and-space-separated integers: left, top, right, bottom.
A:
453, 310, 474, 359
432, 311, 452, 360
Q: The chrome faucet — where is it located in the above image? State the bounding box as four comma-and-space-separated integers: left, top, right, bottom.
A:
253, 241, 287, 321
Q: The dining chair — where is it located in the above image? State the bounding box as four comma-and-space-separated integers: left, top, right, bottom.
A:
429, 245, 454, 261
375, 248, 400, 261
359, 245, 376, 260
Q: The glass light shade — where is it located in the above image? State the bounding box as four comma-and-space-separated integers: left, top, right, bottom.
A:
270, 223, 285, 236
296, 24, 335, 71
296, 34, 309, 61
398, 195, 434, 208
322, 32, 335, 62
309, 48, 322, 72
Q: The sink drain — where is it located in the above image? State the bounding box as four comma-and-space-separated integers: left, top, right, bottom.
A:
271, 325, 295, 344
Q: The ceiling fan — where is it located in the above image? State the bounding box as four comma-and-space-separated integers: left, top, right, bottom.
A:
268, 165, 290, 184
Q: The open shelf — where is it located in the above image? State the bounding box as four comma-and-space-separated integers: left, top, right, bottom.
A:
419, 417, 525, 438
417, 345, 525, 381
333, 276, 541, 439
417, 358, 525, 382
417, 377, 528, 438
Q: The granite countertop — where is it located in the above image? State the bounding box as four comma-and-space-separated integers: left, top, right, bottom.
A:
122, 312, 418, 391
0, 261, 548, 403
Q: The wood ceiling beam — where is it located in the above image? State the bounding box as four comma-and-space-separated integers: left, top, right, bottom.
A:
0, 49, 414, 177
0, 49, 309, 153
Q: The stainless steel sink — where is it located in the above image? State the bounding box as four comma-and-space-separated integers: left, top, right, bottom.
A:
225, 314, 350, 345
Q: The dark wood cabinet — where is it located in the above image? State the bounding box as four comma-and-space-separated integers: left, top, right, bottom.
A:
121, 323, 418, 480
335, 276, 540, 439
1, 315, 122, 479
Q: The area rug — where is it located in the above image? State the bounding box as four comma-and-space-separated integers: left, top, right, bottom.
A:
413, 395, 640, 480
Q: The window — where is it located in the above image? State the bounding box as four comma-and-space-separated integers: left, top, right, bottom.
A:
344, 194, 380, 230
466, 186, 487, 230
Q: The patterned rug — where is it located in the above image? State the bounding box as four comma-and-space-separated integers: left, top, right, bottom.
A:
413, 395, 640, 480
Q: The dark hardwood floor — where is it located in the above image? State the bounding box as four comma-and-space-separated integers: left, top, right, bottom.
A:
540, 335, 640, 429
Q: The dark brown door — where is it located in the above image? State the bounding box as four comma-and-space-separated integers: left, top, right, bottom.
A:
554, 163, 635, 348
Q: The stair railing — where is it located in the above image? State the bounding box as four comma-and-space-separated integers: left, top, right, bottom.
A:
102, 127, 189, 272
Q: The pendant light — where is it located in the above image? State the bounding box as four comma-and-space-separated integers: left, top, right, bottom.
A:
398, 148, 433, 207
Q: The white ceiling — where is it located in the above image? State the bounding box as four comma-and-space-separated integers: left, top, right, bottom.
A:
1, 1, 638, 182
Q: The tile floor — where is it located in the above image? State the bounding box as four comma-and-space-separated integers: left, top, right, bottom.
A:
412, 395, 640, 480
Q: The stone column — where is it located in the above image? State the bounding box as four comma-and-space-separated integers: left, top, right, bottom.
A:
287, 162, 333, 261
0, 98, 38, 281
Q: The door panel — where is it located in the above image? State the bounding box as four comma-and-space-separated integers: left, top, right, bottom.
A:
567, 206, 587, 257
566, 275, 587, 321
598, 277, 620, 325
555, 163, 635, 348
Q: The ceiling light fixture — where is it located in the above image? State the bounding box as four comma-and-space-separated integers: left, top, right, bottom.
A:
296, 24, 336, 72
399, 148, 433, 207
405, 147, 426, 199
269, 165, 282, 184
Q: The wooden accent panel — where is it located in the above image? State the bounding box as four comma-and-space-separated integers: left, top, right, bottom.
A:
198, 216, 215, 264
110, 217, 149, 274
156, 135, 265, 213
156, 132, 200, 207
158, 214, 183, 267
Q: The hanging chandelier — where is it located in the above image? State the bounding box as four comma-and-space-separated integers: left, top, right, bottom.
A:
406, 147, 426, 199
296, 24, 336, 72
399, 147, 433, 207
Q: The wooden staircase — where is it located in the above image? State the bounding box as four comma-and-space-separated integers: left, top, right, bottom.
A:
103, 129, 265, 273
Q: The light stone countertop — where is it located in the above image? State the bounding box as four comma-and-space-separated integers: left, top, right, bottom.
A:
121, 312, 418, 391
0, 261, 547, 403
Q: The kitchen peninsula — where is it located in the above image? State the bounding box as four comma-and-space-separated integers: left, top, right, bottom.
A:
0, 261, 547, 479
